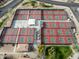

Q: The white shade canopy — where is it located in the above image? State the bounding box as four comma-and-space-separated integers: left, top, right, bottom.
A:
28, 19, 36, 26
13, 20, 28, 28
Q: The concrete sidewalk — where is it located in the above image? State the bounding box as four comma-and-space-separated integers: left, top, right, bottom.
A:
52, 0, 68, 2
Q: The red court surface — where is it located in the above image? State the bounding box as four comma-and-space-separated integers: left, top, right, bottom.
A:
14, 10, 41, 20
13, 9, 68, 20
0, 9, 74, 45
0, 28, 36, 44
41, 22, 74, 45
43, 22, 72, 29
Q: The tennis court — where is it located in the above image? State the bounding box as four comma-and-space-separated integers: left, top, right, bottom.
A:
0, 9, 74, 45
0, 28, 36, 44
13, 9, 68, 20
43, 29, 72, 36
43, 10, 67, 20
43, 36, 73, 44
42, 21, 74, 45
43, 22, 72, 29
13, 9, 42, 20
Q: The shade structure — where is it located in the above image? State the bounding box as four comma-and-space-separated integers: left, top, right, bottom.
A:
28, 19, 36, 26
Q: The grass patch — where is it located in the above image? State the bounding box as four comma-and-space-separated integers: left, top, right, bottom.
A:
0, 17, 8, 27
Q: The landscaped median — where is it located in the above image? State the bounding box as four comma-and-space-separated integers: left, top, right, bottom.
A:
0, 0, 23, 27
22, 0, 53, 8
0, 16, 8, 28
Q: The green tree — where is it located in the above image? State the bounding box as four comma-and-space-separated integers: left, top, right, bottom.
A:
23, 0, 37, 8
39, 2, 53, 8
45, 46, 72, 59
23, 0, 53, 8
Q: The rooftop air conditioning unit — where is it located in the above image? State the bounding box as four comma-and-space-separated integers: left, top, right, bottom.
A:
28, 19, 36, 26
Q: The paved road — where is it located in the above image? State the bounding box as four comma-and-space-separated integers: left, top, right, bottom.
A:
0, 0, 79, 23
1, 0, 79, 22
71, 52, 79, 59
70, 7, 79, 22
0, 0, 23, 18
38, 0, 79, 22
38, 0, 79, 7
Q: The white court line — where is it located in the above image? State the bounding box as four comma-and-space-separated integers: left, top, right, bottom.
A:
43, 20, 71, 22
13, 28, 20, 52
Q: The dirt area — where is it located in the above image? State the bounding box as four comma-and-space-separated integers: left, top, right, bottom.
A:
0, 44, 14, 53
